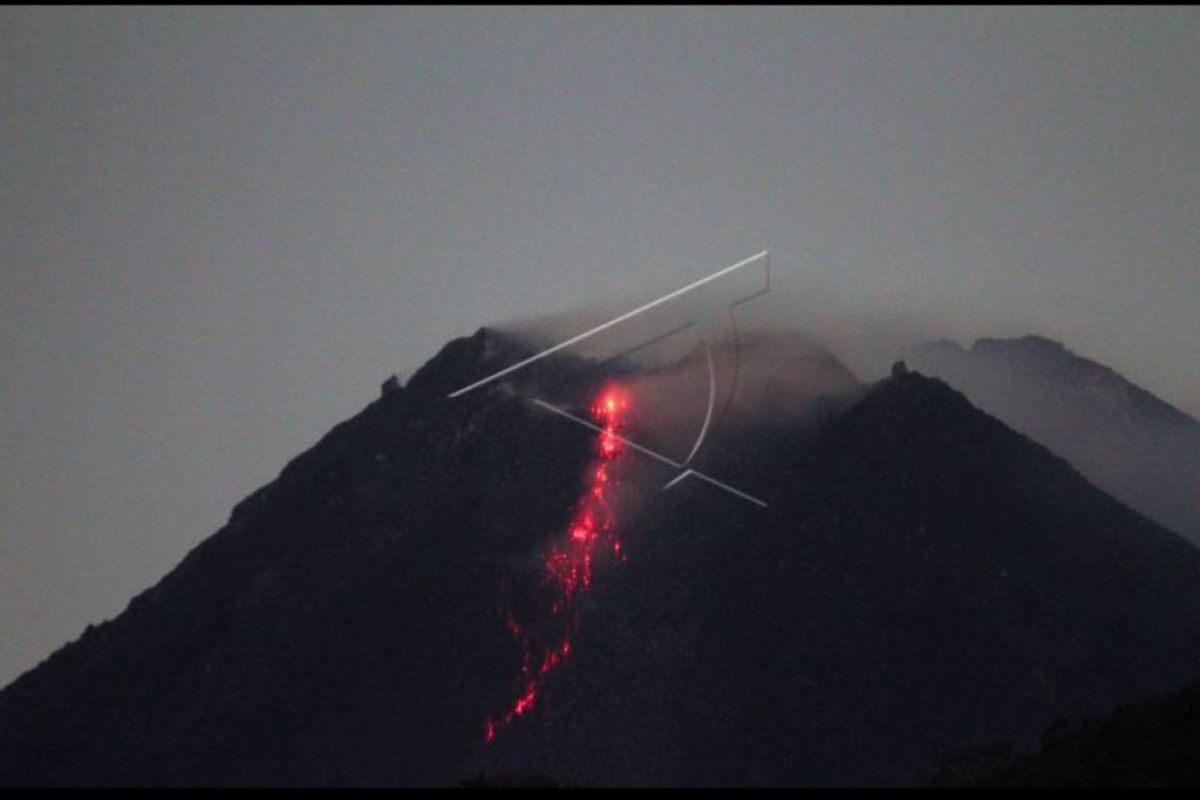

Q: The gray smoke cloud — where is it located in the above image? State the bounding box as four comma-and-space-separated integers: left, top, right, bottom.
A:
499, 283, 1200, 547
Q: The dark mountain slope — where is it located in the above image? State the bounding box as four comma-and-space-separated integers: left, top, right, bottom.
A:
458, 369, 1200, 787
0, 328, 604, 786
673, 373, 1200, 785
934, 676, 1200, 787
3, 332, 1200, 787
908, 336, 1200, 543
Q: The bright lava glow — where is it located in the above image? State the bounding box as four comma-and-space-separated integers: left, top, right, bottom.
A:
484, 387, 628, 743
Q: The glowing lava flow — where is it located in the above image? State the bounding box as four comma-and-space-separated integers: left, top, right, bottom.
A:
485, 387, 628, 743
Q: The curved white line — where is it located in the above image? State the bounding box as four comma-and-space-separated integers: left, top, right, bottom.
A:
534, 397, 767, 507
681, 337, 716, 467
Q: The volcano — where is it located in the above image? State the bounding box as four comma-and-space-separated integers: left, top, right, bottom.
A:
907, 336, 1200, 545
3, 327, 1200, 787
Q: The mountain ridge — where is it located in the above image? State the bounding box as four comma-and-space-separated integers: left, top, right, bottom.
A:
908, 334, 1200, 544
3, 329, 1200, 786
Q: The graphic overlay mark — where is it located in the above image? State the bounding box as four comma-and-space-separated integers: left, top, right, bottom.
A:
447, 250, 771, 508
467, 252, 771, 744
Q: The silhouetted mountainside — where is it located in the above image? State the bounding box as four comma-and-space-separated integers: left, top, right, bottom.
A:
908, 336, 1200, 543
669, 372, 1200, 785
933, 676, 1200, 787
3, 330, 1200, 787
0, 328, 595, 787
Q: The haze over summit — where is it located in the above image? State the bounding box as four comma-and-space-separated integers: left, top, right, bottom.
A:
3, 6, 1199, 690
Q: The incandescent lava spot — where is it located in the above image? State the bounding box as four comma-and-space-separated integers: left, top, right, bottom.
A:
485, 386, 628, 742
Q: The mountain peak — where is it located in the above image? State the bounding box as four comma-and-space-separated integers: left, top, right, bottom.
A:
971, 335, 1068, 356
405, 326, 528, 398
906, 333, 1200, 543
5, 329, 1200, 787
860, 369, 976, 422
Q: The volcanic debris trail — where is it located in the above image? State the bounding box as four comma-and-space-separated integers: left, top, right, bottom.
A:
485, 387, 629, 742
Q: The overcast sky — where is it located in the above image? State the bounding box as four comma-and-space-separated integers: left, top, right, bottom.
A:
2, 7, 1197, 687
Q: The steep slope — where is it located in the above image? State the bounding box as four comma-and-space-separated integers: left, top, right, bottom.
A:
667, 372, 1200, 785
0, 328, 603, 786
3, 332, 1200, 787
907, 336, 1200, 543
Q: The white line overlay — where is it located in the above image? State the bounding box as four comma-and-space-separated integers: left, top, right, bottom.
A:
446, 251, 769, 399
532, 399, 768, 508
448, 251, 772, 509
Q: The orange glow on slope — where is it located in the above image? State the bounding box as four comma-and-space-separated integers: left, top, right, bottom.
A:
485, 386, 628, 742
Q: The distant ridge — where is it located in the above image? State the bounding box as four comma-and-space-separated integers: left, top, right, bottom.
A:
908, 335, 1200, 544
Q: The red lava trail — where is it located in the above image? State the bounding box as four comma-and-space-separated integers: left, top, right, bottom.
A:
485, 387, 628, 743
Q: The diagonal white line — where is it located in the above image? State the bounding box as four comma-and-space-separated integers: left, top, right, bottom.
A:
664, 469, 769, 508
531, 399, 683, 468
447, 250, 769, 398
661, 470, 693, 490
532, 399, 768, 508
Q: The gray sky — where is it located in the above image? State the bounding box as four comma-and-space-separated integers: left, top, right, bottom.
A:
2, 7, 1198, 687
